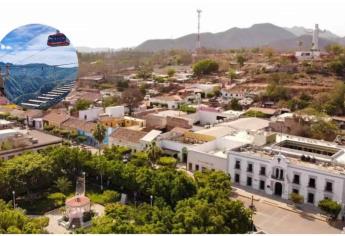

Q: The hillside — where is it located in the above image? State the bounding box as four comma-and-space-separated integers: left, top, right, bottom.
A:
136, 23, 344, 52
268, 34, 336, 51
136, 23, 296, 51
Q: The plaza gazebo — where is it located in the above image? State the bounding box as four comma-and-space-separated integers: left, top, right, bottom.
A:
62, 195, 91, 228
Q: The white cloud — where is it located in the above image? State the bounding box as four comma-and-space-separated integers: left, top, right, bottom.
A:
0, 44, 12, 50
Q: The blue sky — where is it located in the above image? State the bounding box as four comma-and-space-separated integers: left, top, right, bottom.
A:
0, 24, 78, 67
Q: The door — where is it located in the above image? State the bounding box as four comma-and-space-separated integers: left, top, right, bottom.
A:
274, 182, 283, 196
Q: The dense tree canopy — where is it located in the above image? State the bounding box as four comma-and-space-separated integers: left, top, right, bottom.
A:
0, 200, 48, 233
0, 146, 252, 234
193, 59, 219, 76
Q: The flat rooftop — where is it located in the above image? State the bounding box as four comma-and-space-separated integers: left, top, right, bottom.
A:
217, 117, 269, 131
231, 133, 345, 175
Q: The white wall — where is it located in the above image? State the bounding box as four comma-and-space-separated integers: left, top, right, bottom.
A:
188, 149, 228, 172
105, 106, 125, 117
227, 151, 345, 219
79, 107, 104, 121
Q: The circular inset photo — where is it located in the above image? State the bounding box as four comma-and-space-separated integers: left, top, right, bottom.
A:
0, 24, 78, 109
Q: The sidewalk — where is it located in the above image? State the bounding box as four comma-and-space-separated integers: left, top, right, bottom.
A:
232, 185, 328, 222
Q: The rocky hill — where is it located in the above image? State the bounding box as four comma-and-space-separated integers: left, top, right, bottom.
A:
136, 23, 344, 52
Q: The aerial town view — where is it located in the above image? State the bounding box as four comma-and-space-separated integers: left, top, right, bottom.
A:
0, 0, 345, 234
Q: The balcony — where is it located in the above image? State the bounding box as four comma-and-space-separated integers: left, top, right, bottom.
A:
271, 174, 284, 181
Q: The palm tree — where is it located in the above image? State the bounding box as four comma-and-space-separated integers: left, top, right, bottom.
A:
95, 155, 107, 191
54, 176, 72, 195
146, 141, 162, 168
93, 123, 107, 154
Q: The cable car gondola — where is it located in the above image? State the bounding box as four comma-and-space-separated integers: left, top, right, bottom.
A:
47, 30, 70, 47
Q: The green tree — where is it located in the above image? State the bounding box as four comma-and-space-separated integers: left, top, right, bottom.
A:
228, 99, 242, 111
167, 68, 176, 77
146, 141, 163, 167
236, 54, 246, 67
325, 44, 344, 56
309, 119, 339, 141
102, 96, 119, 108
193, 59, 219, 76
47, 192, 66, 207
93, 155, 108, 191
318, 198, 342, 219
0, 199, 48, 233
75, 99, 92, 111
158, 157, 177, 168
54, 176, 72, 194
228, 68, 237, 82
172, 197, 251, 233
136, 66, 153, 79
93, 123, 107, 153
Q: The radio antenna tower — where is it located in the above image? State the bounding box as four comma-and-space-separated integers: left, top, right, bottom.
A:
196, 9, 202, 51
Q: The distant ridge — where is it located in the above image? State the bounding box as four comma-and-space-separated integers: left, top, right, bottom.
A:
135, 23, 345, 52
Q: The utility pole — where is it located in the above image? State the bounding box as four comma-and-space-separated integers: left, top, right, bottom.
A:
12, 191, 16, 208
196, 9, 202, 51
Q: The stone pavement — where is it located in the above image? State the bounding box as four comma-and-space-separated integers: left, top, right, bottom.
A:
44, 203, 105, 234
232, 185, 327, 222
232, 186, 344, 234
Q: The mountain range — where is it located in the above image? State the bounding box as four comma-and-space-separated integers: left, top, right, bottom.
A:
135, 23, 345, 52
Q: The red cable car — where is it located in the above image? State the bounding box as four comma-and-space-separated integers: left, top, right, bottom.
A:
47, 30, 70, 47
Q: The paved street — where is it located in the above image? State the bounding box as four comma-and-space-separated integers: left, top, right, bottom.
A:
232, 188, 343, 234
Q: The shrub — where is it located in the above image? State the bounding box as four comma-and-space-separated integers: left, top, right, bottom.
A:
89, 190, 120, 205
158, 156, 177, 168
289, 192, 304, 204
179, 104, 196, 113
43, 124, 54, 131
102, 190, 120, 204
243, 110, 266, 118
318, 198, 342, 219
47, 192, 66, 207
193, 59, 219, 76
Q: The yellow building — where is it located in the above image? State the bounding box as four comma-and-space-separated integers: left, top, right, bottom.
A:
100, 116, 145, 129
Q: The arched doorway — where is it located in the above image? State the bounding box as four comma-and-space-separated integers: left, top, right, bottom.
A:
274, 182, 283, 196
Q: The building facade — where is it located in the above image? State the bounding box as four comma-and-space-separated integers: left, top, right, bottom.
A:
229, 151, 345, 204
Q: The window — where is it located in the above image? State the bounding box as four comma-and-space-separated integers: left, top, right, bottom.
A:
195, 164, 199, 171
260, 166, 266, 176
202, 167, 207, 172
247, 177, 252, 186
308, 178, 316, 188
247, 163, 253, 173
272, 168, 284, 180
293, 174, 300, 185
188, 163, 192, 171
235, 174, 240, 183
235, 160, 241, 170
292, 189, 299, 194
259, 180, 265, 190
307, 192, 314, 204
84, 115, 87, 120
325, 181, 333, 193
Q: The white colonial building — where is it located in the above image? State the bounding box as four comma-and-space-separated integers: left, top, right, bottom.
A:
228, 134, 345, 219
